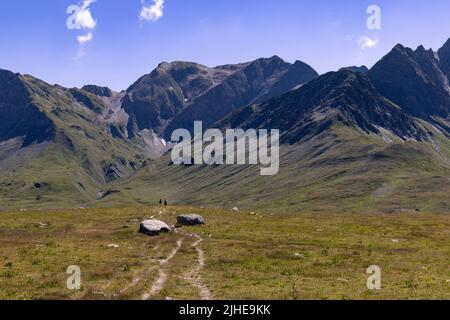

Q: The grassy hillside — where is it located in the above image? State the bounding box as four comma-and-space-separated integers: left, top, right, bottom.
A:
1, 206, 450, 300
2, 116, 449, 214
101, 124, 450, 214
0, 75, 147, 209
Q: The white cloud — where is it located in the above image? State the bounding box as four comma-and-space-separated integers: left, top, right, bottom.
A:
359, 36, 379, 49
77, 0, 97, 29
140, 0, 165, 22
77, 32, 93, 44
70, 0, 96, 59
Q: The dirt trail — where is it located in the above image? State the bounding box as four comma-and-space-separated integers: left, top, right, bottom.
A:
183, 233, 214, 300
113, 242, 162, 298
119, 208, 213, 300
142, 238, 184, 300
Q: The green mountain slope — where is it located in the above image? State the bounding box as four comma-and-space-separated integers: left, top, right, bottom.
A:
101, 124, 450, 213
0, 72, 147, 208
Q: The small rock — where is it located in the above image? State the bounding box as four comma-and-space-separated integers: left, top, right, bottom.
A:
391, 239, 400, 243
177, 214, 205, 226
96, 190, 120, 200
107, 244, 120, 248
139, 220, 171, 236
232, 207, 239, 212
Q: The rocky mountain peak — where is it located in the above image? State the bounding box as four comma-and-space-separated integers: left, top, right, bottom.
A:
81, 85, 113, 97
438, 37, 450, 79
369, 42, 450, 120
339, 65, 369, 73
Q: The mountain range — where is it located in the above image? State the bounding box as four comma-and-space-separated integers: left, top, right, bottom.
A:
0, 38, 449, 212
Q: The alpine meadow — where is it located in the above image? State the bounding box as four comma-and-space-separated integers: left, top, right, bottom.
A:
1, 0, 450, 303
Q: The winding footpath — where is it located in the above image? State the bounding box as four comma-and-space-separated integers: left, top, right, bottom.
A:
142, 238, 184, 300
183, 233, 213, 300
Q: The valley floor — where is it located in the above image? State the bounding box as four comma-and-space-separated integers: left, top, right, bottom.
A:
1, 206, 450, 300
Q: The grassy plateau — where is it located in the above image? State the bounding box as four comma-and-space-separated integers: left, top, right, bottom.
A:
1, 206, 450, 300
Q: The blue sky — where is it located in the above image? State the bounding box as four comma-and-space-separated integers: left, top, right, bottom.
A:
1, 0, 450, 91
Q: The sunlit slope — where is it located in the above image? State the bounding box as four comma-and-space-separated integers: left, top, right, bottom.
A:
107, 125, 450, 213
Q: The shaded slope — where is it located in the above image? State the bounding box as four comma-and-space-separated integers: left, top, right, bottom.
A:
438, 38, 450, 80
220, 70, 426, 143
369, 44, 450, 124
122, 61, 235, 137
0, 70, 55, 147
164, 56, 318, 138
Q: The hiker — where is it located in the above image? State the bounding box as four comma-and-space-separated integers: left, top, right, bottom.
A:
164, 200, 168, 208
159, 199, 162, 207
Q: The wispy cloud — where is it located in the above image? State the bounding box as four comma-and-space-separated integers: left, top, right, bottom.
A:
359, 36, 379, 49
140, 0, 165, 22
77, 32, 93, 44
67, 0, 97, 59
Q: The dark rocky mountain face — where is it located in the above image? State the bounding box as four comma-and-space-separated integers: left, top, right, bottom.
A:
163, 56, 318, 138
369, 44, 450, 122
254, 60, 320, 102
438, 38, 450, 80
339, 66, 369, 73
81, 85, 113, 98
69, 88, 105, 114
122, 61, 238, 137
220, 70, 426, 144
0, 70, 55, 147
118, 57, 318, 140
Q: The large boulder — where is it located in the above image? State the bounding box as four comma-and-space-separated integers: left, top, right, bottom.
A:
177, 214, 205, 226
139, 220, 171, 236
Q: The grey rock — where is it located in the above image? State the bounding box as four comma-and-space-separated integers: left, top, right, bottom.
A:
177, 214, 205, 226
139, 219, 171, 236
